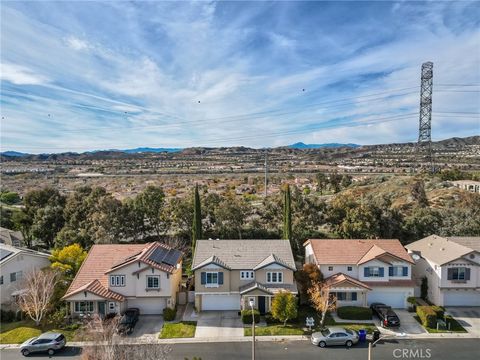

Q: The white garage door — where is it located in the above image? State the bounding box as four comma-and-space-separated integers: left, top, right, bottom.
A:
127, 298, 166, 315
444, 291, 480, 306
202, 294, 240, 311
367, 289, 408, 308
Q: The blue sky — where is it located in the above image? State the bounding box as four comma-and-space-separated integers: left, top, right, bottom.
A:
1, 1, 479, 153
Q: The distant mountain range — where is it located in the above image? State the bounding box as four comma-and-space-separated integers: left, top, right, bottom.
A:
288, 142, 360, 149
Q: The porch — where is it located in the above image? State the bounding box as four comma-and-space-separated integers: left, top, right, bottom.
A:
239, 281, 298, 314
66, 298, 126, 319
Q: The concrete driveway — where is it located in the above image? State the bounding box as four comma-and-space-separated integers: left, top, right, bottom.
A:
129, 315, 164, 342
195, 311, 244, 338
376, 309, 426, 335
445, 307, 480, 337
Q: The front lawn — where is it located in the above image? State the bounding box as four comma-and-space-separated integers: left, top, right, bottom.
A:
0, 321, 81, 344
244, 325, 304, 336
413, 316, 467, 333
159, 321, 197, 339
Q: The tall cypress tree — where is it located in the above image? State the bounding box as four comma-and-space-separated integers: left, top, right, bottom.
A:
283, 184, 292, 241
192, 184, 202, 252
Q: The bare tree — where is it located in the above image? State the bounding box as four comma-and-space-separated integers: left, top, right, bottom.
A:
81, 316, 171, 360
16, 268, 58, 326
307, 281, 337, 328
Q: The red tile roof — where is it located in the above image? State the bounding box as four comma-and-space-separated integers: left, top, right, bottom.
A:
63, 242, 182, 300
305, 239, 414, 265
324, 273, 372, 290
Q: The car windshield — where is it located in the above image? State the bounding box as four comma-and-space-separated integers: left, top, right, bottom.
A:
388, 316, 399, 321
321, 329, 331, 337
55, 334, 65, 341
345, 329, 354, 335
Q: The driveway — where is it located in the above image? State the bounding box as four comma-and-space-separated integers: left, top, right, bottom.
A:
128, 315, 164, 342
375, 309, 426, 335
195, 311, 244, 338
445, 307, 480, 337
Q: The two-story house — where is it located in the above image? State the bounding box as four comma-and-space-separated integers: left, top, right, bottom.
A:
0, 244, 50, 309
192, 239, 297, 313
62, 242, 183, 317
406, 235, 480, 306
304, 239, 415, 309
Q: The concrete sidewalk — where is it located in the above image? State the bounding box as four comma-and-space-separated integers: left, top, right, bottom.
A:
330, 312, 375, 324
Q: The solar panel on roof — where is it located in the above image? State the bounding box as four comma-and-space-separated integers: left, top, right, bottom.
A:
148, 247, 169, 265
162, 249, 181, 266
0, 249, 13, 261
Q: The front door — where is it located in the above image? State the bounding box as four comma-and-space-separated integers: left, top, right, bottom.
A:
98, 301, 106, 317
258, 296, 266, 314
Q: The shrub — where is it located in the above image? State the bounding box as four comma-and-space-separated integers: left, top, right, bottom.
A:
0, 309, 16, 323
241, 309, 260, 324
265, 312, 280, 325
430, 306, 445, 319
337, 306, 372, 320
163, 307, 177, 321
416, 306, 437, 328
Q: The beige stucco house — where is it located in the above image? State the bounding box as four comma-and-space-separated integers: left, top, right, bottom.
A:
406, 235, 480, 306
192, 239, 297, 313
62, 242, 183, 317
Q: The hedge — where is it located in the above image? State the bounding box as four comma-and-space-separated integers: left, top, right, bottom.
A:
430, 306, 445, 319
337, 306, 372, 320
241, 309, 260, 324
163, 307, 177, 321
416, 306, 437, 328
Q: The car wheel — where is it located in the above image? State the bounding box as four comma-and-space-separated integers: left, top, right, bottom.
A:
346, 340, 353, 347
47, 349, 55, 355
21, 349, 30, 356
319, 341, 327, 348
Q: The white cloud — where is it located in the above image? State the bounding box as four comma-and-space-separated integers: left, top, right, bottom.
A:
64, 36, 90, 51
0, 63, 49, 85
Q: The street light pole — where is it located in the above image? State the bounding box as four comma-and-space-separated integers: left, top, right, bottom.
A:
249, 299, 255, 360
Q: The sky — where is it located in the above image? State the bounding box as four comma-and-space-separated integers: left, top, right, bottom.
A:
1, 0, 479, 153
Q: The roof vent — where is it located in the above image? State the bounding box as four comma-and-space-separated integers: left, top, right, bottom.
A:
428, 243, 433, 247
440, 247, 445, 251
216, 238, 220, 241
208, 238, 213, 240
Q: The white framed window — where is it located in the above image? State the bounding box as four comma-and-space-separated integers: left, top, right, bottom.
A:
248, 297, 255, 306
9, 271, 22, 282
74, 301, 94, 313
110, 275, 125, 287
206, 272, 219, 286
266, 271, 283, 283
240, 271, 254, 280
108, 302, 116, 311
328, 266, 334, 271
347, 266, 353, 271
146, 275, 160, 289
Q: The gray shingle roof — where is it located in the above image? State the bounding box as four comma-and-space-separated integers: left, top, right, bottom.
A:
192, 239, 296, 271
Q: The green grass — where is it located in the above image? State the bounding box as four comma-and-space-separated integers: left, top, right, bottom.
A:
0, 321, 81, 344
159, 321, 197, 339
244, 325, 305, 336
413, 316, 467, 333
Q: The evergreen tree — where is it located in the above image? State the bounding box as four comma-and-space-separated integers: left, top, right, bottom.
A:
192, 184, 202, 251
283, 184, 292, 241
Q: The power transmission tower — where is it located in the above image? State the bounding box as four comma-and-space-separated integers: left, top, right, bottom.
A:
416, 61, 435, 172
264, 152, 268, 197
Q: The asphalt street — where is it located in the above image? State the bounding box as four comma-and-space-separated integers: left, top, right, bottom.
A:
1, 339, 479, 360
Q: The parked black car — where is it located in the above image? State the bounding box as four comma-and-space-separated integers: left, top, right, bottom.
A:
117, 308, 140, 335
370, 303, 400, 327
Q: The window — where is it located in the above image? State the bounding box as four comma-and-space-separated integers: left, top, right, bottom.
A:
330, 292, 357, 301
448, 267, 470, 281
146, 275, 160, 289
206, 272, 218, 286
389, 266, 408, 277
347, 266, 353, 271
328, 266, 334, 271
364, 267, 383, 277
110, 275, 125, 287
9, 271, 22, 282
266, 272, 283, 283
74, 301, 94, 313
240, 271, 254, 280
0, 275, 3, 285
248, 297, 255, 306
108, 302, 115, 311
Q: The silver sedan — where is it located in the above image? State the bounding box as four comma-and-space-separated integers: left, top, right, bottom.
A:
20, 332, 66, 356
311, 327, 359, 348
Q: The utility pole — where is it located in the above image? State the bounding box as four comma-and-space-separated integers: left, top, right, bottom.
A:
264, 151, 268, 197
416, 61, 434, 173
